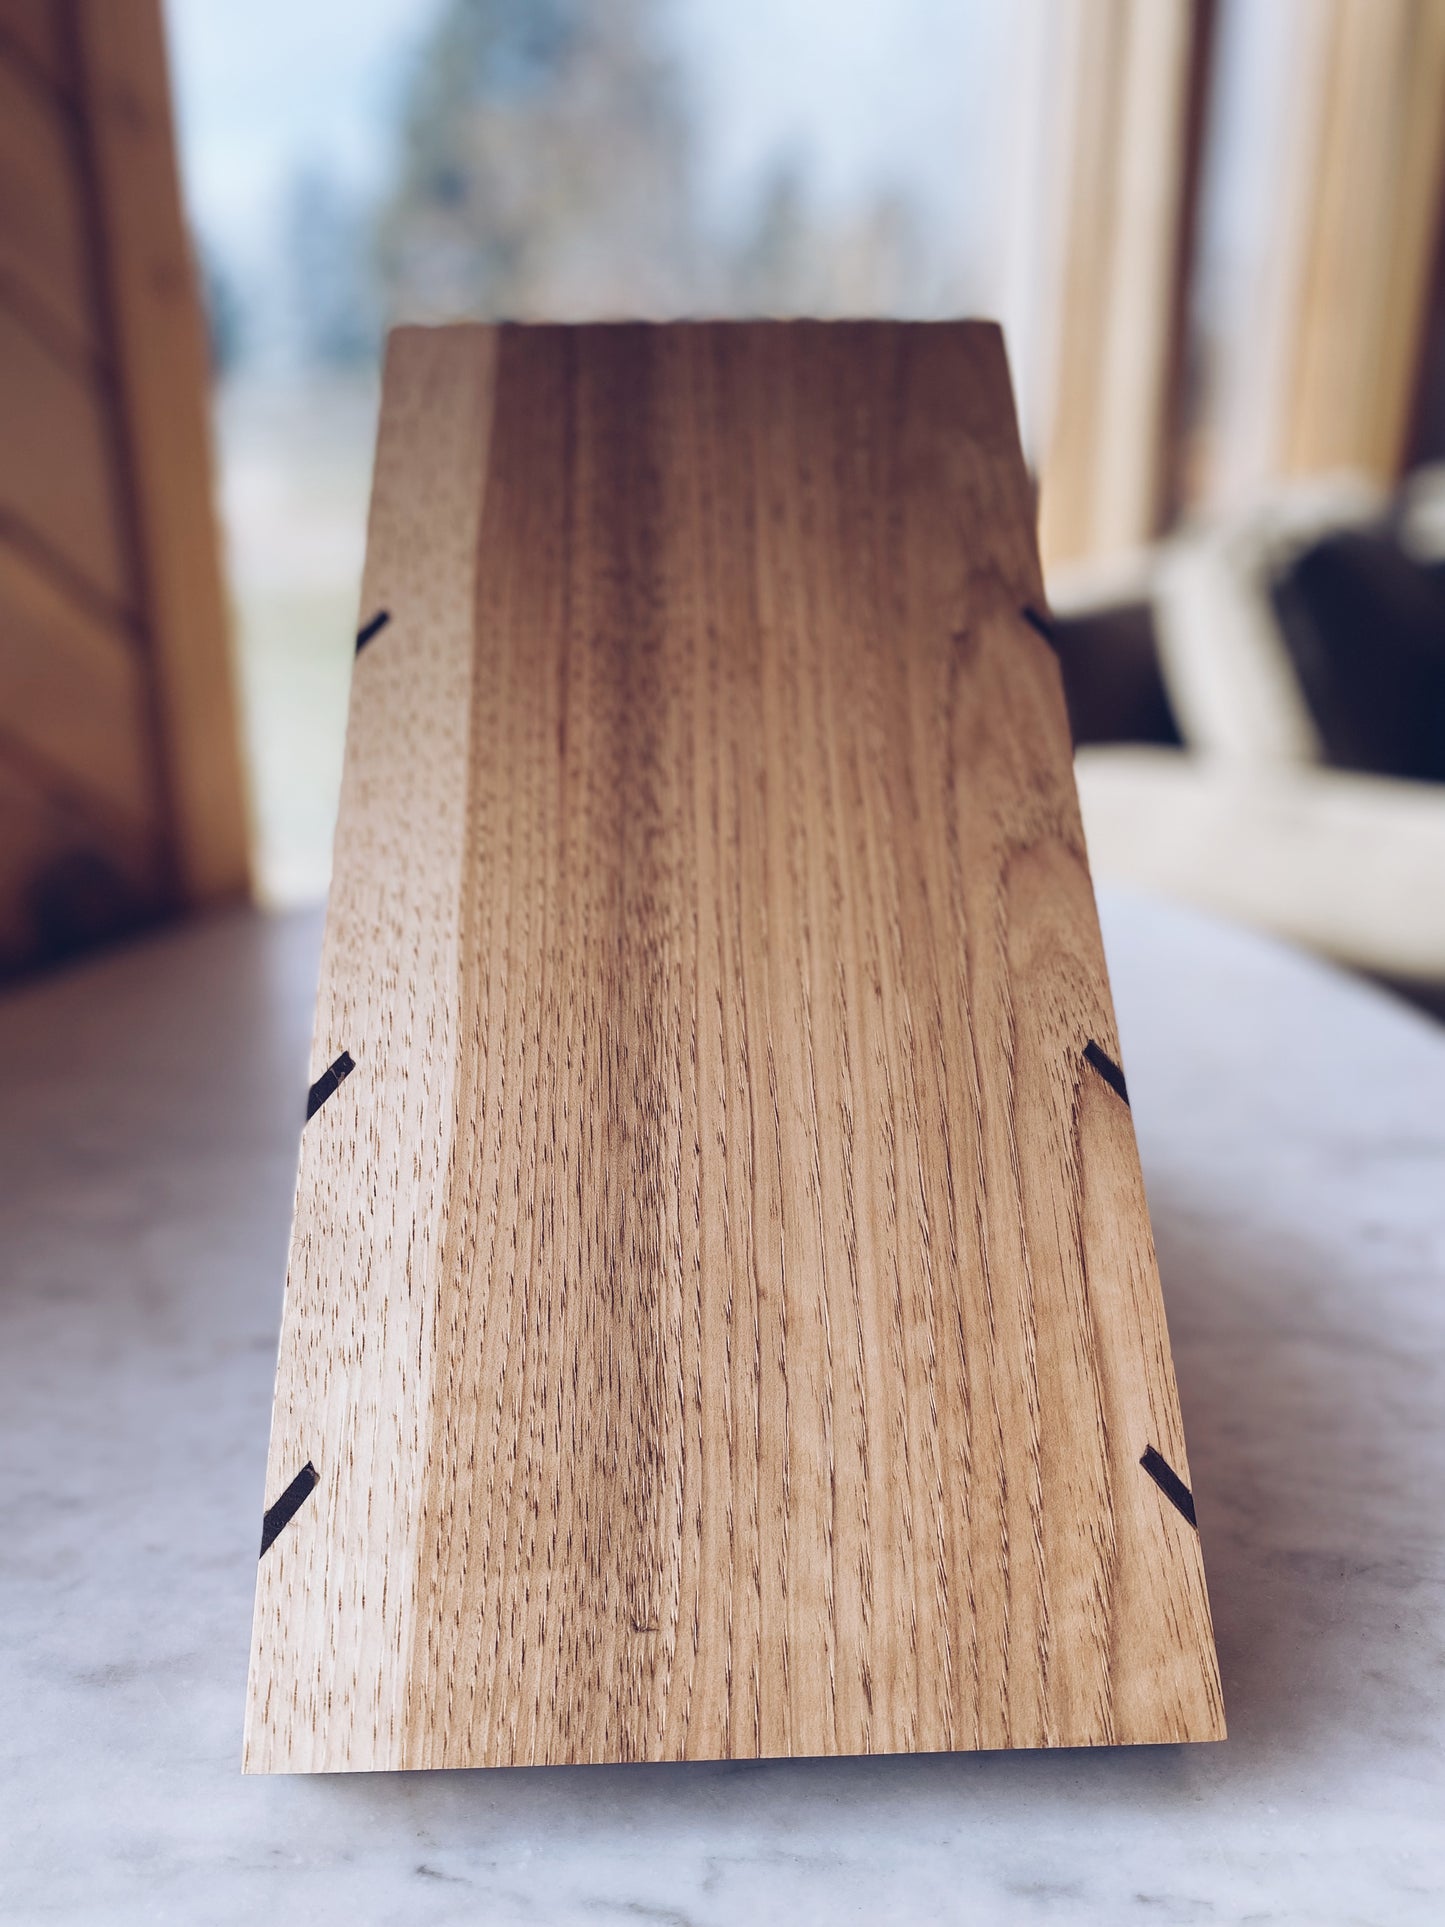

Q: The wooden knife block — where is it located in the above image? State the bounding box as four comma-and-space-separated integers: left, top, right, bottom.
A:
244, 321, 1223, 1772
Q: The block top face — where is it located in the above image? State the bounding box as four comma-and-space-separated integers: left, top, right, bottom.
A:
245, 321, 1222, 1772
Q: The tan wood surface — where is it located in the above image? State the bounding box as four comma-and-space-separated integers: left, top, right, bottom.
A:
245, 321, 1223, 1773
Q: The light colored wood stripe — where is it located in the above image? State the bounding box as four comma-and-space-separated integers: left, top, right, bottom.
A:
244, 327, 498, 1774
246, 321, 1223, 1772
1039, 0, 1196, 566
1197, 0, 1445, 501
1192, 0, 1337, 509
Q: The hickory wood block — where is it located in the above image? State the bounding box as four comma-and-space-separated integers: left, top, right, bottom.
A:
245, 321, 1224, 1772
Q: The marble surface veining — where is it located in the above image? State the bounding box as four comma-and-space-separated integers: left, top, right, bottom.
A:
1, 892, 1442, 1925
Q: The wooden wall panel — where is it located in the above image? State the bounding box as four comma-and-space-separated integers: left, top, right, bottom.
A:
0, 542, 158, 825
74, 0, 251, 907
0, 760, 81, 978
0, 302, 134, 612
0, 0, 71, 96
1285, 0, 1445, 479
1188, 0, 1445, 507
1187, 0, 1335, 509
1038, 0, 1203, 566
0, 0, 249, 981
0, 49, 99, 358
245, 321, 1223, 1773
0, 750, 163, 977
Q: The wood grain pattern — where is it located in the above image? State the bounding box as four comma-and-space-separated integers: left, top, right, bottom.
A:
245, 321, 1223, 1772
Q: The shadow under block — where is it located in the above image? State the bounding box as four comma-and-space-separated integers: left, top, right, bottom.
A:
244, 321, 1224, 1772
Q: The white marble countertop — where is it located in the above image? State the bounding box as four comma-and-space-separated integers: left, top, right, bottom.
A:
2, 892, 1442, 1926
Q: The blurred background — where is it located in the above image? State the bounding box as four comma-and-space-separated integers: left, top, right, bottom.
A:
3, 0, 1445, 1001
